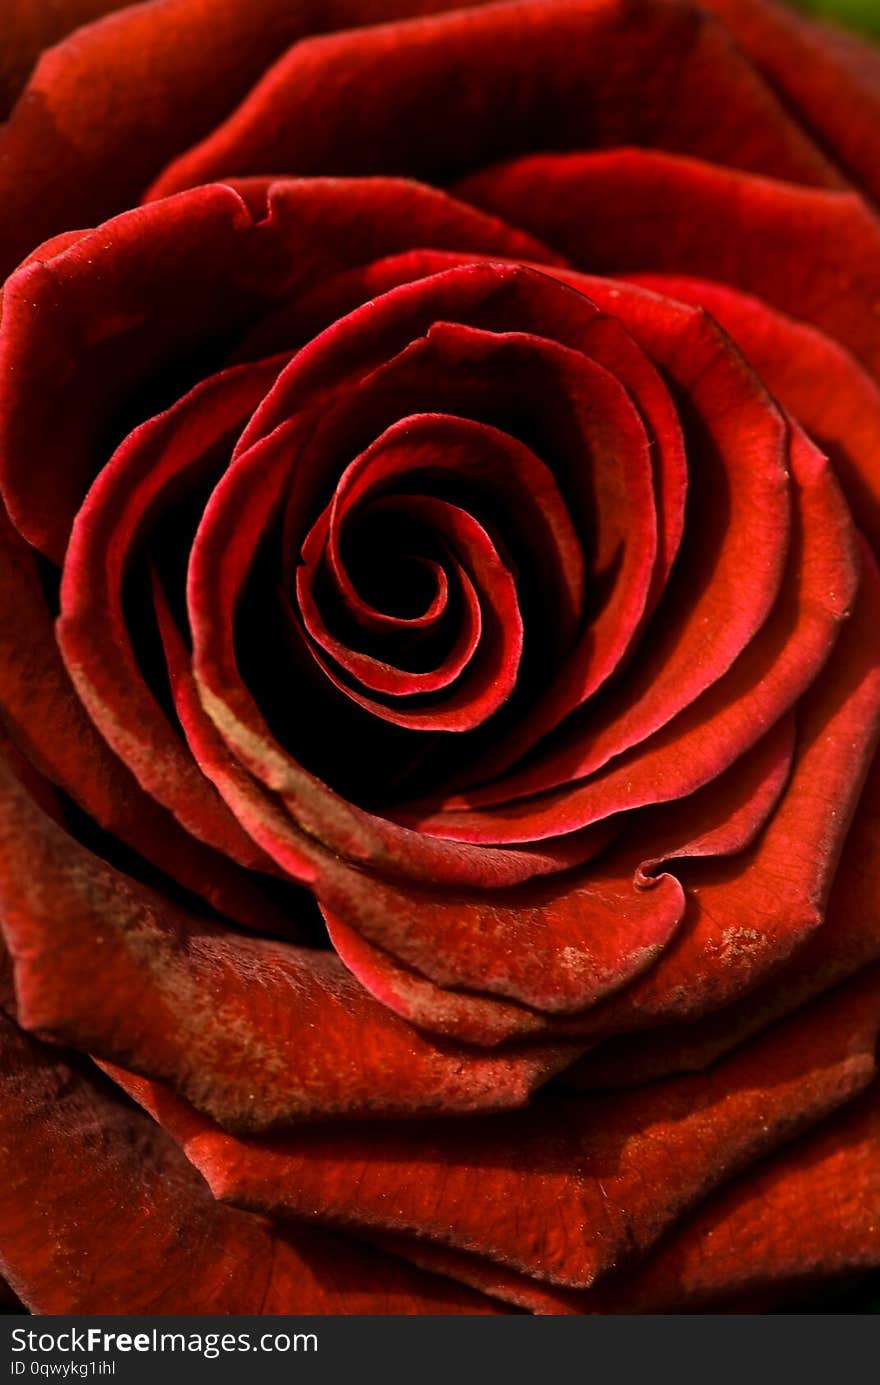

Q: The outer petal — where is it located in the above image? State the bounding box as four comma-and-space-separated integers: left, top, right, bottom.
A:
0, 1014, 500, 1314
0, 755, 580, 1130
624, 274, 880, 550
0, 0, 134, 115
458, 149, 880, 374
374, 1077, 880, 1312
596, 1080, 880, 1312
0, 0, 506, 276
0, 177, 553, 564
0, 507, 288, 935
701, 0, 880, 200
574, 536, 880, 1035
150, 0, 842, 200
568, 744, 880, 1089
325, 714, 795, 1042
108, 970, 880, 1293
58, 358, 287, 873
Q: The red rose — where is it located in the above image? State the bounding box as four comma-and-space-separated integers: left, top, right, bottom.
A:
1, 0, 879, 1315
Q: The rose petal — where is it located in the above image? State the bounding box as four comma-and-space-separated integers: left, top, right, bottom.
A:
320, 527, 876, 1015
261, 247, 688, 787
0, 1014, 500, 1313
326, 712, 795, 1043
298, 508, 485, 700
187, 264, 682, 886
0, 177, 555, 563
577, 535, 880, 1035
155, 576, 618, 898
459, 149, 880, 375
598, 1077, 880, 1312
0, 0, 135, 114
108, 969, 880, 1292
295, 490, 525, 731
0, 506, 289, 934
150, 0, 842, 200
298, 411, 584, 681
408, 424, 850, 840
624, 273, 880, 551
569, 743, 880, 1089
58, 358, 286, 872
373, 1076, 880, 1312
701, 0, 880, 201
324, 858, 687, 1013
0, 755, 581, 1129
0, 0, 506, 276
275, 323, 658, 745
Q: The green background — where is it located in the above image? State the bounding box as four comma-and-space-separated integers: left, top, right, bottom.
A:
795, 0, 880, 33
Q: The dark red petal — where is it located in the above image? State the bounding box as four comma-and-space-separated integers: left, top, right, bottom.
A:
108, 971, 880, 1292
375, 1077, 880, 1312
150, 0, 841, 200
0, 0, 507, 277
324, 530, 876, 1016
0, 756, 580, 1129
222, 419, 855, 1015
267, 247, 688, 792
324, 859, 686, 1014
297, 492, 524, 731
463, 280, 792, 802
188, 264, 680, 884
325, 917, 556, 1046
282, 322, 661, 754
0, 184, 255, 563
167, 518, 670, 1012
0, 1014, 500, 1314
572, 744, 880, 1089
255, 249, 688, 620
598, 1078, 880, 1312
326, 714, 795, 1043
459, 149, 880, 375
304, 410, 584, 662
58, 358, 285, 872
624, 274, 880, 552
156, 577, 617, 897
411, 423, 848, 841
0, 722, 66, 829
298, 510, 484, 700
0, 177, 551, 564
578, 537, 880, 1036
701, 0, 880, 201
0, 507, 288, 933
0, 0, 134, 115
491, 272, 849, 778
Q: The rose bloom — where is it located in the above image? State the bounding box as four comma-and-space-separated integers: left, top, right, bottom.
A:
0, 0, 879, 1317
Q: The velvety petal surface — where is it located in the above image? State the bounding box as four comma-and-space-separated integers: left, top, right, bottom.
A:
0, 0, 508, 277
107, 969, 880, 1293
0, 755, 581, 1129
459, 150, 880, 374
150, 0, 842, 201
0, 1013, 500, 1313
374, 1073, 880, 1312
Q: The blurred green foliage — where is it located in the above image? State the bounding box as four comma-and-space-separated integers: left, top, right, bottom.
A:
794, 0, 880, 35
